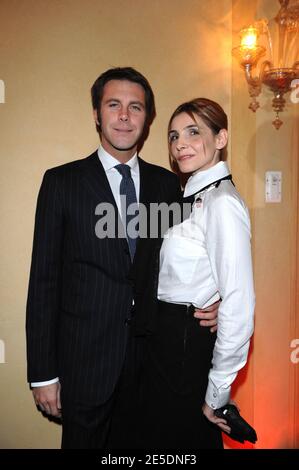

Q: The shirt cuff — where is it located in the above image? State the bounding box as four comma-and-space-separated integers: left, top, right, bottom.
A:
205, 379, 231, 410
31, 377, 59, 387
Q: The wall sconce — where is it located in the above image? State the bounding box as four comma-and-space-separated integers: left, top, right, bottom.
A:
233, 0, 299, 129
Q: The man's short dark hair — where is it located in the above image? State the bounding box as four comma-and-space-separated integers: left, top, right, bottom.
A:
91, 67, 156, 134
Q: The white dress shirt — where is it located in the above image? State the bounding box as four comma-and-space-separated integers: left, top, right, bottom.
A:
98, 146, 140, 210
31, 146, 140, 387
158, 161, 255, 409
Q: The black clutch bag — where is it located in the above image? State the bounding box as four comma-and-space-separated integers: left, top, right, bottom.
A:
214, 404, 257, 444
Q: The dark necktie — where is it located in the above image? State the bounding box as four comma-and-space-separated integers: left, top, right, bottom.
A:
115, 164, 139, 260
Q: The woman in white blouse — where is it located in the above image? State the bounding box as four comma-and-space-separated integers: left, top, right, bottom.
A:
137, 98, 255, 449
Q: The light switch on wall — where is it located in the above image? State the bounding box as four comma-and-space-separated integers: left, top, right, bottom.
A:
265, 171, 282, 203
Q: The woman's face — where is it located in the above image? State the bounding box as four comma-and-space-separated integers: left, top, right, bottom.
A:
168, 112, 226, 174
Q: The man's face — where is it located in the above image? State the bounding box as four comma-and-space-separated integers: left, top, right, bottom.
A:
95, 79, 147, 162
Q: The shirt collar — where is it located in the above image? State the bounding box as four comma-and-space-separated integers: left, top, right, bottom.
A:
97, 146, 138, 173
183, 161, 231, 197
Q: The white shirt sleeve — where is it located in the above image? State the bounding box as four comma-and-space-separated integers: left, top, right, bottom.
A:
31, 377, 59, 387
204, 192, 255, 409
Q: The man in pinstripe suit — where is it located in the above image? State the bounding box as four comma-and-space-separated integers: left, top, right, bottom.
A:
26, 67, 218, 448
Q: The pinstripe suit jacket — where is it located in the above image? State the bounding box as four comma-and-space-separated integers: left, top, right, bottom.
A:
26, 151, 181, 404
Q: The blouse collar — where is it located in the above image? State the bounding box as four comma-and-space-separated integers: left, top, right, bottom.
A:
183, 161, 231, 197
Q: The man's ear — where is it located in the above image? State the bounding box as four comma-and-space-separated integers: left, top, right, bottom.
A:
215, 129, 228, 150
93, 109, 100, 126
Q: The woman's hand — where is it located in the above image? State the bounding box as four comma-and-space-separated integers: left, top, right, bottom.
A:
202, 402, 231, 434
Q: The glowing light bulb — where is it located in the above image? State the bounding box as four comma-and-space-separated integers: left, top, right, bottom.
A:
240, 28, 258, 49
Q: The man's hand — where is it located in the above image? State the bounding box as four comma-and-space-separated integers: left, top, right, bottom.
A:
194, 299, 220, 332
32, 382, 61, 418
202, 402, 231, 434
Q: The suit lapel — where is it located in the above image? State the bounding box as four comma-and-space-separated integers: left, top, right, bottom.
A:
82, 154, 159, 263
83, 154, 152, 206
82, 151, 128, 251
138, 157, 152, 205
82, 152, 118, 207
133, 157, 158, 263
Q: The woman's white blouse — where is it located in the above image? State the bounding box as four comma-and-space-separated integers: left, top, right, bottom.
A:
158, 161, 255, 409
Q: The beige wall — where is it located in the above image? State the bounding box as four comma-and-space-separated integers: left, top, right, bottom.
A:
252, 0, 299, 449
231, 0, 299, 450
0, 0, 232, 448
0, 0, 298, 450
